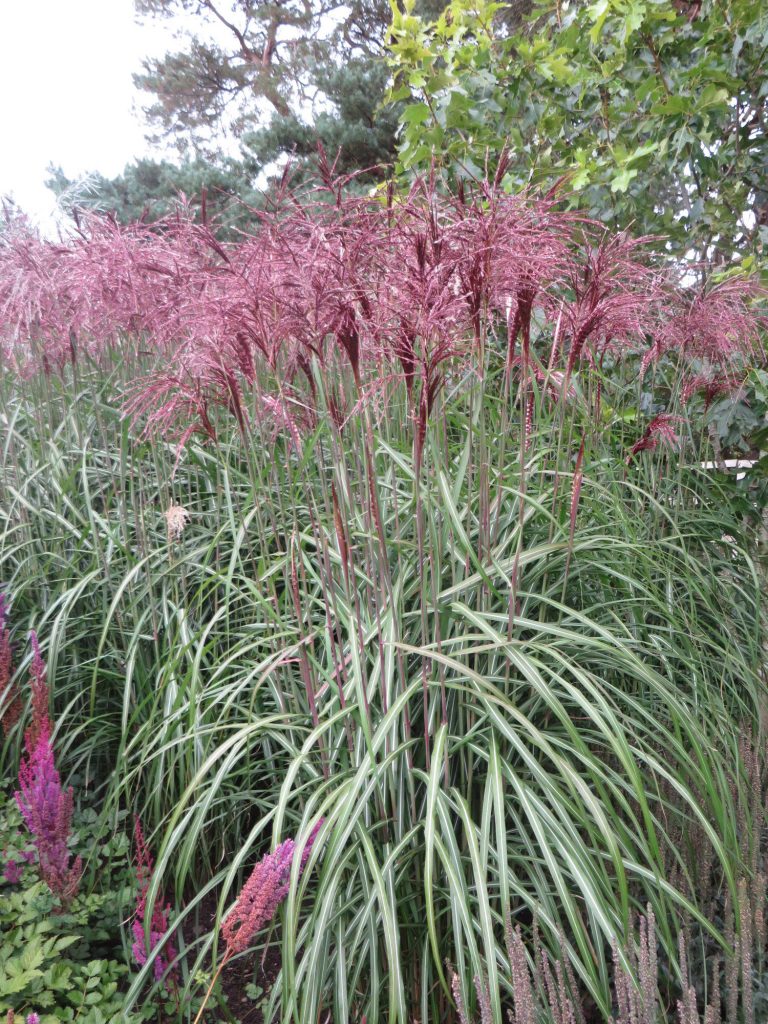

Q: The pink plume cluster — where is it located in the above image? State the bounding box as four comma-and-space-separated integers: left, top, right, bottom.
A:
0, 592, 21, 736
0, 178, 763, 458
14, 631, 82, 902
626, 414, 684, 462
131, 816, 177, 985
222, 819, 323, 956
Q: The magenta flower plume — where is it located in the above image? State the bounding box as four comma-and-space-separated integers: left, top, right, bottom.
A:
681, 370, 744, 409
14, 632, 81, 902
131, 816, 177, 985
0, 592, 21, 737
626, 413, 683, 463
222, 819, 323, 956
26, 630, 51, 751
3, 858, 23, 884
15, 730, 82, 901
1, 174, 764, 471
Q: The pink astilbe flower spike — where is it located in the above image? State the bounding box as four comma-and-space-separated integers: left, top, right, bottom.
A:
0, 592, 21, 736
26, 630, 51, 750
131, 816, 177, 985
222, 819, 323, 956
15, 634, 81, 902
3, 858, 23, 884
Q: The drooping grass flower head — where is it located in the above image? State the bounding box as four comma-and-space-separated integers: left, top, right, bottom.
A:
164, 504, 189, 542
626, 414, 683, 463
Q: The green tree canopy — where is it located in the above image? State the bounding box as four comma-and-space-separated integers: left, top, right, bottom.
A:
388, 0, 768, 274
45, 158, 257, 228
133, 0, 442, 167
45, 0, 446, 223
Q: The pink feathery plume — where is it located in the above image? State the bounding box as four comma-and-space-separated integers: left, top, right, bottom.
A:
26, 630, 51, 751
626, 413, 683, 463
222, 819, 323, 956
663, 278, 762, 366
0, 592, 21, 736
681, 370, 745, 409
561, 233, 662, 375
641, 276, 764, 378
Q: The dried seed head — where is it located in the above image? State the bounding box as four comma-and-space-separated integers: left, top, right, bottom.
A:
451, 969, 470, 1024
164, 504, 189, 542
474, 974, 492, 1024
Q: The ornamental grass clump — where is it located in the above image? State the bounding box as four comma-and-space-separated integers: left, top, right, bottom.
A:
0, 163, 765, 1022
14, 631, 81, 903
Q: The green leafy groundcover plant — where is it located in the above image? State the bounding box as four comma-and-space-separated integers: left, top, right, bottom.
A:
0, 792, 140, 1023
0, 171, 766, 1022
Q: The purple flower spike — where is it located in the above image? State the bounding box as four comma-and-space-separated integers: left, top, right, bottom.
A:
131, 817, 177, 987
13, 634, 81, 902
3, 859, 23, 884
222, 819, 324, 955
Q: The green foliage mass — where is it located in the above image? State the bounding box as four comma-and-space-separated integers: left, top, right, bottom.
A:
240, 58, 401, 186
0, 795, 140, 1024
388, 0, 768, 273
45, 158, 258, 228
44, 0, 448, 222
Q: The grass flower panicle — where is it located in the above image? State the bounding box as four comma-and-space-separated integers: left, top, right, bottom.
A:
164, 504, 189, 542
627, 413, 684, 462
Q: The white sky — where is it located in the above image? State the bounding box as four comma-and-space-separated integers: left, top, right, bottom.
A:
0, 0, 176, 227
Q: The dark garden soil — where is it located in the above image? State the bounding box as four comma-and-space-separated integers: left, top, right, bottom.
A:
182, 890, 281, 1024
